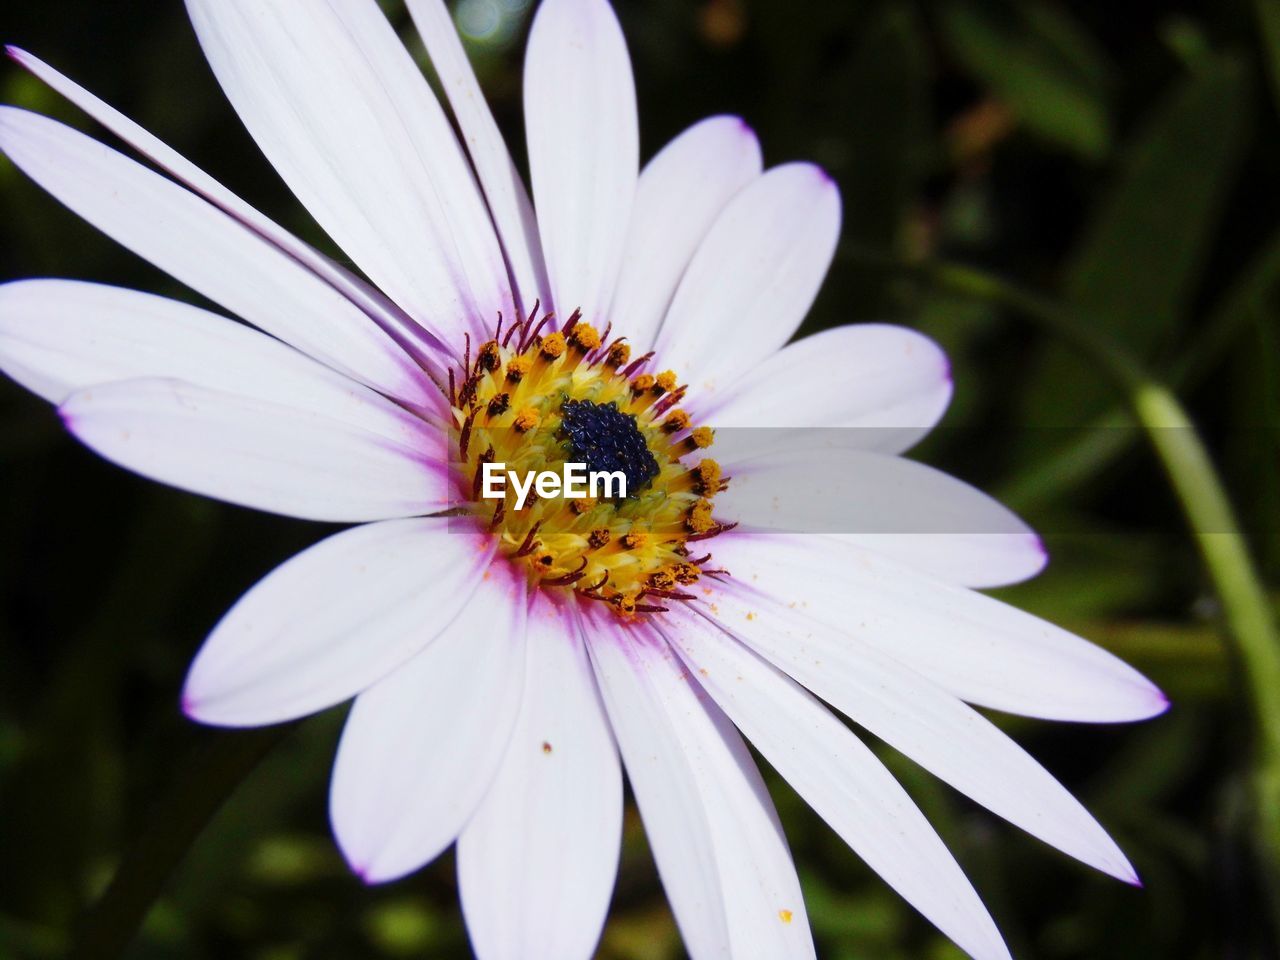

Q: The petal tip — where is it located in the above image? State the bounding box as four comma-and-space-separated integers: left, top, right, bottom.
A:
4, 45, 24, 64
1151, 688, 1172, 716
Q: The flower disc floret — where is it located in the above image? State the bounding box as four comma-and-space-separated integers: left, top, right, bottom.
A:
448, 310, 730, 614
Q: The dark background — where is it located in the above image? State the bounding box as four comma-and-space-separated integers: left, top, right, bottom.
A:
2, 0, 1279, 957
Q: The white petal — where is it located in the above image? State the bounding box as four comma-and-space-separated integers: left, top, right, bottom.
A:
659, 606, 1011, 960
703, 324, 953, 454
709, 533, 1168, 722
61, 378, 448, 523
828, 532, 1047, 589
585, 610, 815, 960
184, 520, 495, 727
458, 594, 621, 960
653, 164, 841, 398
610, 116, 763, 352
330, 566, 528, 884
525, 0, 638, 324
713, 443, 1035, 537
0, 107, 433, 407
405, 0, 550, 315
5, 45, 446, 376
0, 280, 435, 446
689, 577, 1140, 884
185, 0, 512, 344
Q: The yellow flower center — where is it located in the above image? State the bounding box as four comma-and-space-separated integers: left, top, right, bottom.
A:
446, 308, 731, 617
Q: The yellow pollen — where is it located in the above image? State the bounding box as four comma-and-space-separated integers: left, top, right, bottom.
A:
606, 341, 631, 367
778, 909, 793, 924
505, 356, 530, 383
673, 562, 701, 585
568, 323, 602, 352
486, 393, 510, 417
689, 426, 715, 448
649, 568, 677, 591
662, 409, 691, 433
687, 499, 716, 534
513, 407, 541, 433
539, 332, 567, 359
476, 339, 502, 372
694, 459, 722, 493
447, 309, 733, 619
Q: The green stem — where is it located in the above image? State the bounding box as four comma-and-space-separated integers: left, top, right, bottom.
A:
863, 250, 1280, 879
68, 724, 295, 960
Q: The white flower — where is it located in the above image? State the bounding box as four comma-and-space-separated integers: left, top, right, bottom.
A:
0, 2, 1167, 958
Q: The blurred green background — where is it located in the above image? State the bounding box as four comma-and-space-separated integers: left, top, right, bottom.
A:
2, 0, 1279, 957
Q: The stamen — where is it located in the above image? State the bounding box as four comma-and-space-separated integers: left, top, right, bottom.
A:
446, 309, 733, 620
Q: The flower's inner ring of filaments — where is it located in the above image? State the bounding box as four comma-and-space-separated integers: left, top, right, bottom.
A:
448, 307, 733, 616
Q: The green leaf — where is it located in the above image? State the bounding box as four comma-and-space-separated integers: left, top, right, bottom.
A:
1256, 0, 1280, 118
936, 0, 1113, 158
832, 1, 932, 323
1024, 53, 1250, 424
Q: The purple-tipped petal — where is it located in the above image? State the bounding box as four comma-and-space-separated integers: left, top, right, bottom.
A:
710, 532, 1170, 723
699, 323, 953, 455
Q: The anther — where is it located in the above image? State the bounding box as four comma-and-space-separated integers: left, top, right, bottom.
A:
662, 409, 691, 433
505, 356, 530, 383
487, 393, 511, 418
568, 323, 601, 354
687, 499, 716, 534
588, 528, 611, 550
539, 332, 567, 360
693, 459, 722, 495
605, 340, 631, 368
513, 407, 541, 433
476, 339, 502, 372
682, 426, 715, 452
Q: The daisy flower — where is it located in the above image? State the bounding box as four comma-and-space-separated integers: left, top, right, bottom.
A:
0, 1, 1168, 958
